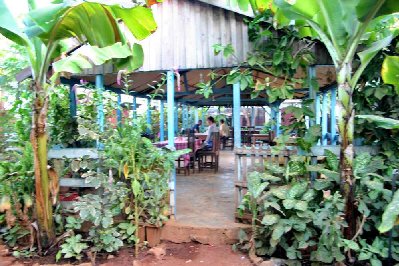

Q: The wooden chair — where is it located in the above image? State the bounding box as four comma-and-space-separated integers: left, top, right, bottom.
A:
176, 128, 195, 175
222, 128, 234, 150
197, 132, 220, 173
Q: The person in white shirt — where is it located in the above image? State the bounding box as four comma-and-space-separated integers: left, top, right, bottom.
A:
203, 116, 218, 148
219, 119, 230, 149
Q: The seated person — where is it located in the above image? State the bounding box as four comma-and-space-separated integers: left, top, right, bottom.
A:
197, 116, 218, 152
192, 120, 203, 133
219, 119, 230, 148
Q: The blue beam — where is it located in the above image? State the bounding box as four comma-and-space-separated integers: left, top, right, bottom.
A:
117, 94, 122, 126
69, 84, 77, 118
132, 96, 137, 120
96, 74, 104, 149
166, 70, 176, 218
321, 91, 328, 145
160, 100, 165, 141
271, 102, 281, 136
330, 87, 337, 145
233, 82, 241, 147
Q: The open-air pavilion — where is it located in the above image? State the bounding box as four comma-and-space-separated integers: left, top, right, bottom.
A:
50, 0, 341, 229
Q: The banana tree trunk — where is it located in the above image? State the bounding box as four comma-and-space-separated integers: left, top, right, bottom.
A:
31, 81, 55, 249
336, 65, 356, 239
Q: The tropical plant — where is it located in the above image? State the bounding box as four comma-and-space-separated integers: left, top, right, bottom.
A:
238, 0, 399, 240
0, 0, 157, 247
103, 120, 186, 256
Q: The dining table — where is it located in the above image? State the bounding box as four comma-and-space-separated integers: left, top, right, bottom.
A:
154, 137, 202, 166
251, 134, 271, 145
194, 133, 208, 142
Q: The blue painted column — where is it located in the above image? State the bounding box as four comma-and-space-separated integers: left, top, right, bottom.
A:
233, 82, 241, 147
330, 87, 337, 145
200, 108, 205, 132
166, 71, 176, 218
315, 94, 321, 125
271, 102, 281, 136
69, 84, 77, 118
160, 100, 165, 141
308, 66, 317, 126
117, 94, 122, 126
182, 104, 188, 130
321, 91, 328, 145
146, 98, 152, 127
194, 107, 199, 123
132, 95, 137, 120
174, 106, 178, 134
96, 74, 104, 149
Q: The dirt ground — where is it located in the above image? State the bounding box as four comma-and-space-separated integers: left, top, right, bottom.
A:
1, 242, 253, 266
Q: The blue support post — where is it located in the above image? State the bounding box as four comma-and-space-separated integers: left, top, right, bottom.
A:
233, 82, 241, 147
330, 87, 337, 145
160, 100, 165, 141
200, 108, 205, 132
166, 71, 176, 218
146, 98, 152, 129
271, 102, 281, 136
194, 107, 199, 123
315, 93, 321, 125
182, 105, 188, 130
117, 94, 122, 126
308, 66, 318, 126
95, 74, 104, 149
174, 106, 178, 134
132, 95, 137, 120
321, 91, 328, 145
69, 84, 77, 118
276, 105, 281, 136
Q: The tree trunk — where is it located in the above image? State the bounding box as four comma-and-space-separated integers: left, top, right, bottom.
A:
337, 76, 356, 239
31, 81, 55, 249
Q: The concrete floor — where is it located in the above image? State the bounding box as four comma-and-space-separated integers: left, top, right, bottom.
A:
175, 150, 238, 228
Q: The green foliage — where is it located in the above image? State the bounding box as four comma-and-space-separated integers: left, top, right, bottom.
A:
57, 234, 88, 261
379, 190, 399, 233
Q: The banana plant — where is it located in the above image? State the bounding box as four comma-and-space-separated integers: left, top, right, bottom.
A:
239, 0, 399, 239
0, 0, 157, 248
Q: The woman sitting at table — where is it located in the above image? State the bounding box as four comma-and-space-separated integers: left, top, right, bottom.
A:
219, 119, 230, 149
197, 116, 218, 151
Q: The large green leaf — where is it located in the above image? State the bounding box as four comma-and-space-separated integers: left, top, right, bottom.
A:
357, 0, 399, 21
0, 0, 28, 46
26, 2, 156, 45
52, 42, 133, 74
357, 115, 399, 129
378, 190, 399, 233
381, 55, 399, 93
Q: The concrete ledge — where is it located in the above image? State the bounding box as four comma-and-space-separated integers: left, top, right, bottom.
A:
161, 220, 251, 245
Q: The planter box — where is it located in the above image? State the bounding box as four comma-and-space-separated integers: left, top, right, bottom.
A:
146, 225, 161, 247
